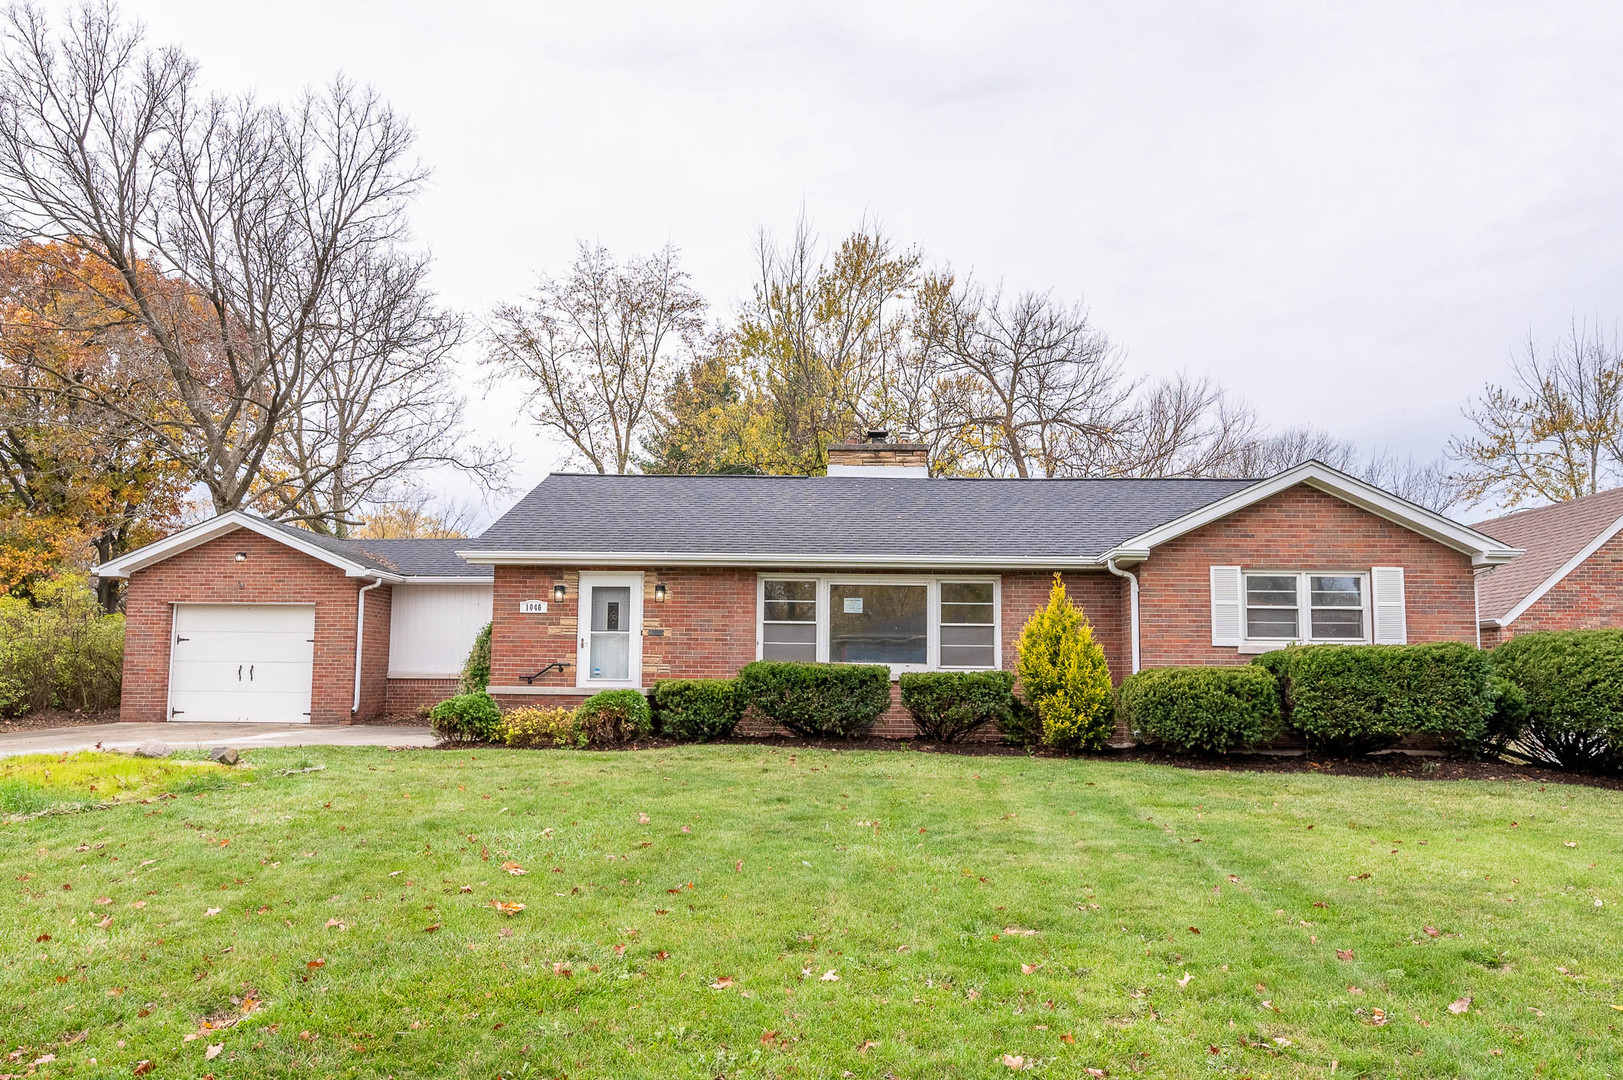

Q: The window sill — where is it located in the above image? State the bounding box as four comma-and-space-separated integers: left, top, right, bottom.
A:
1238, 639, 1368, 654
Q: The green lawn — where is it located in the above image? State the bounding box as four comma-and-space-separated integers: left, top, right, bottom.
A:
2, 746, 1619, 1079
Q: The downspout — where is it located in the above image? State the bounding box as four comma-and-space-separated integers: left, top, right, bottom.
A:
1105, 557, 1141, 674
353, 577, 385, 715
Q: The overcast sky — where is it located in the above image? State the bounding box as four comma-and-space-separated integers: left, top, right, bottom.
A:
102, 0, 1623, 518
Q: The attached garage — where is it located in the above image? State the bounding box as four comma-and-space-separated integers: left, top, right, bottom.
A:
168, 604, 316, 723
96, 511, 492, 724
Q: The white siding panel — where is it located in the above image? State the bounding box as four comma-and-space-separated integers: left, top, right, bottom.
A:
388, 584, 494, 677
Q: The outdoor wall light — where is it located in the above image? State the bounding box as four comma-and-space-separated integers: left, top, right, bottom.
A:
654, 583, 667, 602
553, 583, 566, 602
234, 551, 247, 562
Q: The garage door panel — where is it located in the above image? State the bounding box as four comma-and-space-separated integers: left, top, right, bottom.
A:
176, 604, 316, 634
170, 659, 315, 694
175, 632, 317, 664
169, 604, 317, 723
168, 690, 312, 724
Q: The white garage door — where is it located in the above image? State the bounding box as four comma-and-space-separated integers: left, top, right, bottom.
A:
169, 604, 316, 723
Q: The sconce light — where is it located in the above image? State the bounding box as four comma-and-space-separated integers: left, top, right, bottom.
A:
654, 583, 667, 602
234, 551, 248, 563
553, 583, 566, 603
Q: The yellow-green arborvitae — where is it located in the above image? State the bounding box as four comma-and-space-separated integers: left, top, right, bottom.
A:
1014, 573, 1115, 750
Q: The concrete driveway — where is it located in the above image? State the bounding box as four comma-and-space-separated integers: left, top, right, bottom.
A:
0, 722, 437, 758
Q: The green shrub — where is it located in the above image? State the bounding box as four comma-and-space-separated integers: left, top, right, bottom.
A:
1012, 574, 1114, 750
1256, 642, 1491, 755
653, 679, 741, 742
459, 622, 492, 694
0, 575, 123, 717
500, 706, 584, 749
1491, 630, 1623, 771
1119, 665, 1283, 753
898, 670, 1015, 743
575, 689, 654, 743
735, 661, 891, 738
428, 692, 502, 745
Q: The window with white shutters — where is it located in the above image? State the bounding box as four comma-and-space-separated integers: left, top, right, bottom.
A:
1214, 567, 1383, 648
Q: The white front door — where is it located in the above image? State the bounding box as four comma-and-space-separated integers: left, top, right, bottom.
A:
168, 604, 316, 723
576, 573, 642, 687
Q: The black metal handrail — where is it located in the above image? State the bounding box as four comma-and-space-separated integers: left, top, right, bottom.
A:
520, 661, 572, 685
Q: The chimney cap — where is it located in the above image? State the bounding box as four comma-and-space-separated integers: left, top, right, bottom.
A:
864, 429, 890, 443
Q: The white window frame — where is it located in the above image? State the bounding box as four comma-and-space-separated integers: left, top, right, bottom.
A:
1241, 570, 1370, 651
755, 574, 1001, 675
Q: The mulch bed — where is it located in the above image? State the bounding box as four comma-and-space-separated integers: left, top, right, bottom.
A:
0, 708, 121, 734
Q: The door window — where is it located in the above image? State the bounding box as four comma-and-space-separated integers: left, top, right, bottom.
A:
588, 585, 631, 681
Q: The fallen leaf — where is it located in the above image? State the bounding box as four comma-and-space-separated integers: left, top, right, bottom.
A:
820, 969, 840, 981
638, 813, 651, 824
1448, 995, 1472, 1015
205, 908, 221, 917
1336, 949, 1355, 961
1188, 926, 1201, 934
205, 1044, 222, 1060
423, 923, 440, 933
492, 901, 526, 915
1002, 1054, 1028, 1070
501, 862, 528, 876
459, 885, 473, 893
1021, 962, 1042, 975
1085, 1069, 1104, 1077
734, 859, 743, 872
30, 1055, 55, 1066
95, 896, 112, 905
1424, 926, 1440, 937
858, 1039, 878, 1054
1176, 973, 1192, 988
710, 976, 734, 990
552, 962, 571, 977
306, 958, 326, 970
134, 1061, 154, 1076
96, 915, 113, 929
1061, 1033, 1077, 1045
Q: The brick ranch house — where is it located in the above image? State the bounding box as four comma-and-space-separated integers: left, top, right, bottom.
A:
95, 441, 1522, 734
1475, 486, 1623, 646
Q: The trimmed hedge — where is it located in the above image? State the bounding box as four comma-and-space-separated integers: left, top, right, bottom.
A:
1491, 630, 1623, 771
899, 670, 1015, 743
1119, 666, 1282, 753
1255, 642, 1491, 755
576, 689, 654, 743
736, 661, 891, 738
652, 679, 742, 742
429, 691, 502, 745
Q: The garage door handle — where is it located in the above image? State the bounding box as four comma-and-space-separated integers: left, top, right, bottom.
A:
249, 665, 254, 681
237, 665, 242, 682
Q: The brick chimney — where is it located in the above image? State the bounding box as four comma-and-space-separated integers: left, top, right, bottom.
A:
826, 430, 929, 477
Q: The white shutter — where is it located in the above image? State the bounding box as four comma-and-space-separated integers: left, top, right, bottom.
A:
1371, 566, 1407, 644
1210, 565, 1243, 646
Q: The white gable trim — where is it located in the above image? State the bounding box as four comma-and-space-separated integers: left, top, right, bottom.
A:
93, 511, 406, 583
1096, 460, 1522, 568
1484, 508, 1623, 628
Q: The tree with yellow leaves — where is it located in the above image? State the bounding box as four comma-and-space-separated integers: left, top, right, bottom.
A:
1013, 574, 1115, 750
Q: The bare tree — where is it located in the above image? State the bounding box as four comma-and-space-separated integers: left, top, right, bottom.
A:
1450, 319, 1623, 507
915, 276, 1132, 478
486, 242, 706, 474
1102, 373, 1262, 478
0, 3, 474, 521
261, 253, 507, 535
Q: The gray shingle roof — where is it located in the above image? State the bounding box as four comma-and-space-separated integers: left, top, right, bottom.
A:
467, 473, 1260, 562
256, 518, 489, 579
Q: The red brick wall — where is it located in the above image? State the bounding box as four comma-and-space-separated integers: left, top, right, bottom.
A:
1492, 528, 1623, 641
385, 677, 461, 715
120, 528, 388, 723
489, 565, 1127, 738
1134, 483, 1478, 667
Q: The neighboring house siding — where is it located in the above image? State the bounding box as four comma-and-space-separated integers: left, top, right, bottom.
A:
120, 528, 387, 723
1134, 484, 1478, 667
1490, 528, 1623, 641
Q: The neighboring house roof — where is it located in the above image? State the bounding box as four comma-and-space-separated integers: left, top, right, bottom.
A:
94, 511, 488, 581
1474, 487, 1623, 625
458, 461, 1520, 569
